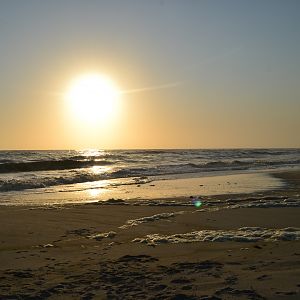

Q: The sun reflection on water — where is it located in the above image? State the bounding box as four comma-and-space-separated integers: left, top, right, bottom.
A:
86, 180, 110, 198
79, 149, 105, 157
88, 189, 102, 197
90, 165, 111, 174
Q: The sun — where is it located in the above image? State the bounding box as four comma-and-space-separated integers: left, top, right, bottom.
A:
65, 73, 120, 124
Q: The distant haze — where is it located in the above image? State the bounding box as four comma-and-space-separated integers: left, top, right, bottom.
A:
0, 0, 299, 149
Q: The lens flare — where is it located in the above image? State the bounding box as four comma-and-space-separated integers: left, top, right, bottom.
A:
192, 197, 202, 208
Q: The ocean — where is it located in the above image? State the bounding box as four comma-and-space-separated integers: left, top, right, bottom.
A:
0, 149, 299, 205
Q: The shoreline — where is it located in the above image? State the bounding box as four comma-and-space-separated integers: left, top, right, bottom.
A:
0, 169, 299, 299
1, 167, 299, 207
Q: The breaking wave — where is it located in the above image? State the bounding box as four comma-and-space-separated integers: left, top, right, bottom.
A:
0, 159, 113, 173
0, 149, 299, 192
0, 172, 110, 192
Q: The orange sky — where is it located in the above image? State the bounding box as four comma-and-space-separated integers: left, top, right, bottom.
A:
1, 1, 299, 149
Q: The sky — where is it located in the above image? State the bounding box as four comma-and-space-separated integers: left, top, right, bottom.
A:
0, 0, 299, 149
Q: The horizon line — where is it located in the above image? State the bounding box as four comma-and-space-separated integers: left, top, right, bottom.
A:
0, 147, 299, 151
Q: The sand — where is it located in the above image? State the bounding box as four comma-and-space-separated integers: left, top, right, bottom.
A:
0, 170, 300, 299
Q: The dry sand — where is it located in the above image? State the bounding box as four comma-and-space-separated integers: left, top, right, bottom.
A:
0, 170, 299, 299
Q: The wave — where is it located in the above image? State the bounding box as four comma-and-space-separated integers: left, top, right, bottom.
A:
0, 159, 113, 173
248, 149, 300, 156
0, 149, 299, 192
200, 159, 300, 168
177, 159, 300, 171
111, 159, 300, 178
69, 153, 130, 162
0, 170, 151, 192
4, 157, 296, 175
0, 159, 13, 164
107, 159, 300, 178
0, 172, 110, 192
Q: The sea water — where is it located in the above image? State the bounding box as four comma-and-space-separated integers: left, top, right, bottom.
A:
0, 149, 299, 205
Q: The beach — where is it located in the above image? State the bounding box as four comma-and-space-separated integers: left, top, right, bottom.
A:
1, 0, 300, 298
0, 170, 299, 299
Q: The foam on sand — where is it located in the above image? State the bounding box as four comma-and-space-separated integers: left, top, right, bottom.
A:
98, 195, 300, 210
119, 197, 300, 230
229, 197, 300, 209
120, 211, 185, 229
87, 231, 116, 241
132, 227, 300, 246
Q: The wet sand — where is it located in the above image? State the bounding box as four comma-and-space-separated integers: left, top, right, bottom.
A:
0, 170, 299, 299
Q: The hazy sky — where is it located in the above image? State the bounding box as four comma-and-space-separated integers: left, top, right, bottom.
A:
0, 0, 299, 149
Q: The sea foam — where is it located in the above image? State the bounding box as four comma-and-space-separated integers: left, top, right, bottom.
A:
119, 211, 185, 229
132, 227, 300, 246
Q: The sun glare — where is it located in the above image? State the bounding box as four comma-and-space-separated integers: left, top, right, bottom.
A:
65, 73, 120, 124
